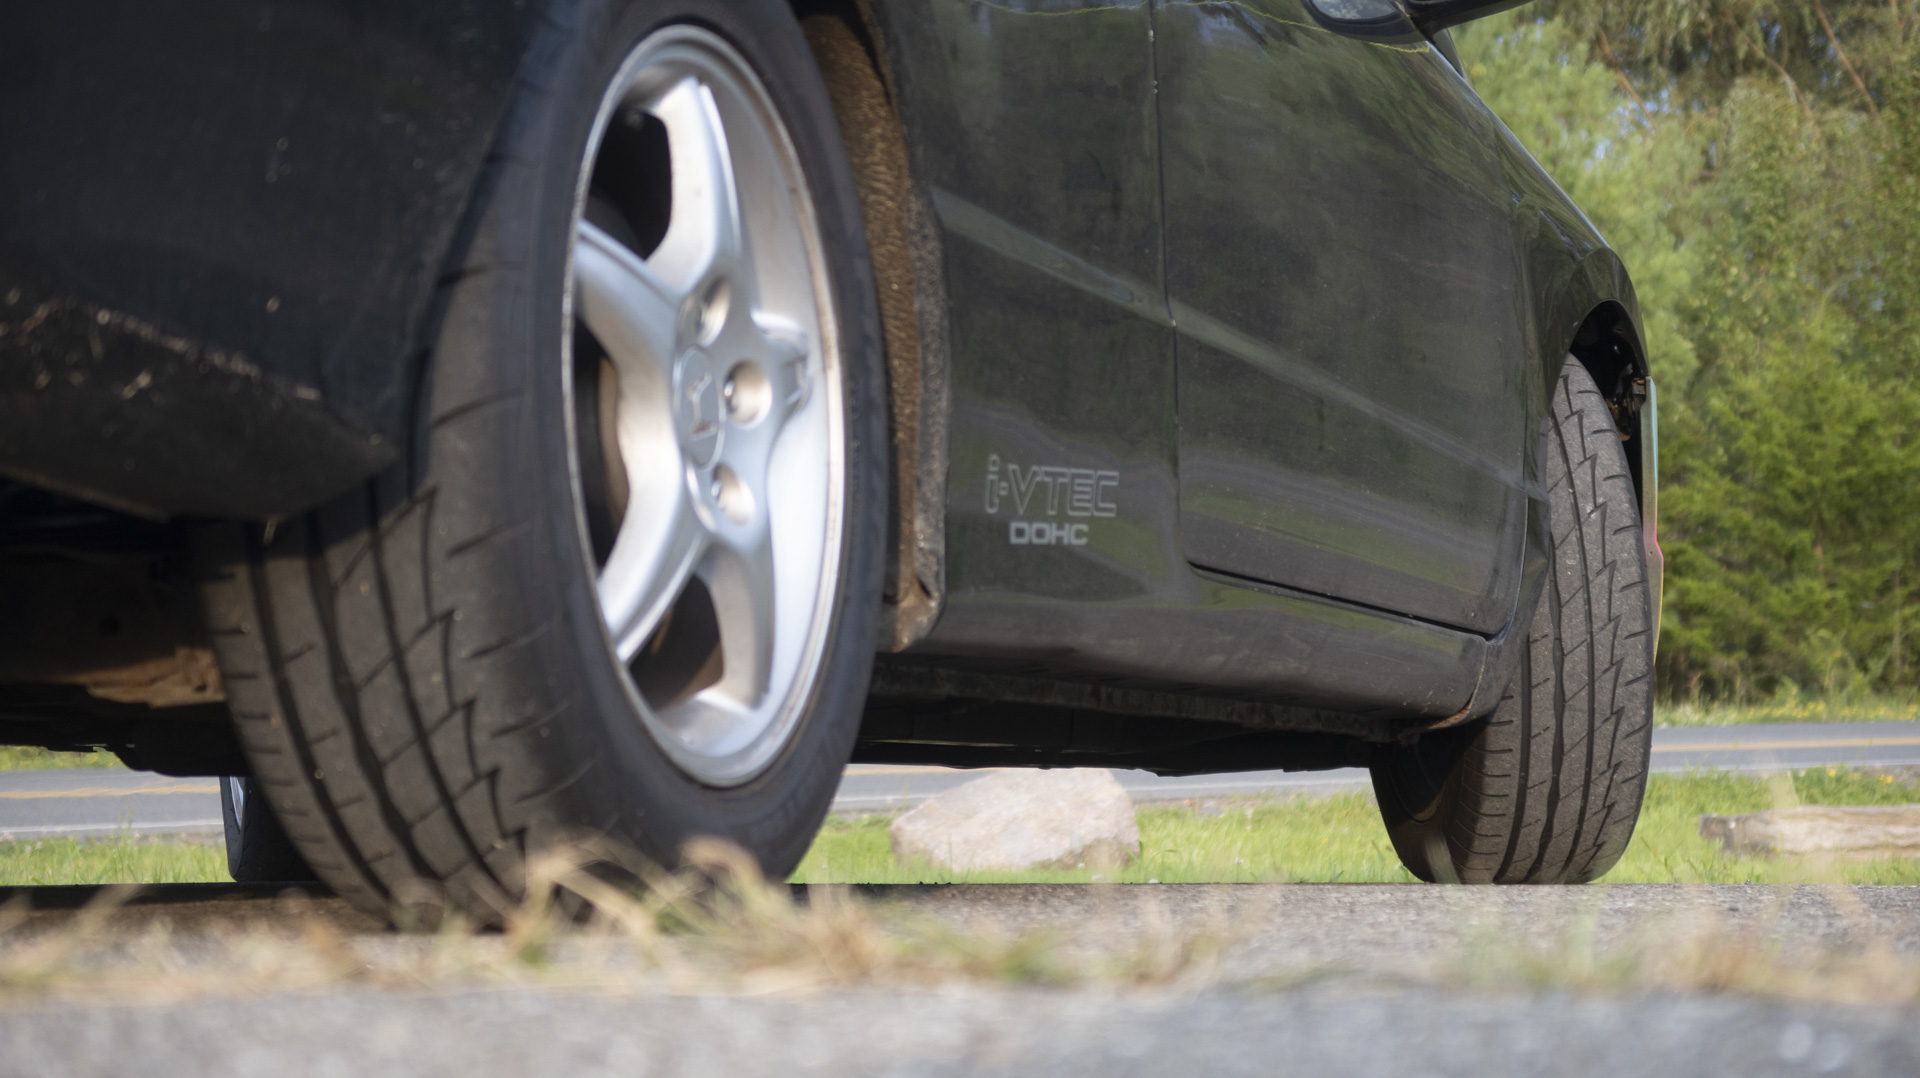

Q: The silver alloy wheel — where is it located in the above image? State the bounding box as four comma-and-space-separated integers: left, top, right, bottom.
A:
565, 25, 846, 787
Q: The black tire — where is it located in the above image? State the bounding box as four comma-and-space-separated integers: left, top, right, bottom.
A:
221, 775, 321, 884
195, 0, 886, 919
1370, 358, 1653, 884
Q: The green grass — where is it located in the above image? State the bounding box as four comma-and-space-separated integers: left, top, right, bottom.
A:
1657, 695, 1920, 725
793, 768, 1920, 886
2, 770, 1914, 889
0, 746, 123, 771
0, 836, 225, 887
794, 793, 1416, 885
1608, 767, 1920, 884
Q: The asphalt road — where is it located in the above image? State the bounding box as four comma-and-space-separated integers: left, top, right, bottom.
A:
839, 720, 1920, 812
1, 882, 1916, 1076
5, 720, 1920, 840
0, 770, 223, 842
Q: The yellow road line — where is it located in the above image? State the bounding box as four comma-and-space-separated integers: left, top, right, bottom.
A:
1652, 736, 1920, 752
0, 783, 218, 800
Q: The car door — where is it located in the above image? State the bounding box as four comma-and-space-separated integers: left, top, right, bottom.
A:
1153, 0, 1530, 634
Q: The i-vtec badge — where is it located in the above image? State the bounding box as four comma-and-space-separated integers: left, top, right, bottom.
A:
985, 454, 1117, 547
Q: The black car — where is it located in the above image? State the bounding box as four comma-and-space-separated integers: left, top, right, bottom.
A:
0, 0, 1658, 911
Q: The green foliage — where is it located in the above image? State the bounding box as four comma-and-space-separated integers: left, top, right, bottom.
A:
1458, 3, 1920, 702
1542, 0, 1917, 113
1657, 693, 1919, 724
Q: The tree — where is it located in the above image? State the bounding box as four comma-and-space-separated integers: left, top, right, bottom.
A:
1458, 3, 1920, 701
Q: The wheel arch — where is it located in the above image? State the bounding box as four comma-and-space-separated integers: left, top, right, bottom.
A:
1539, 250, 1662, 648
786, 0, 952, 654
1532, 243, 1652, 513
1566, 299, 1652, 508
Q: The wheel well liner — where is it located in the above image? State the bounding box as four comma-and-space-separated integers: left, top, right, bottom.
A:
794, 0, 952, 652
1566, 300, 1651, 509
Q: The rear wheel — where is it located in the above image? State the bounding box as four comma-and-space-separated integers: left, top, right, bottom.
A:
221, 775, 318, 884
1370, 358, 1653, 884
197, 0, 886, 919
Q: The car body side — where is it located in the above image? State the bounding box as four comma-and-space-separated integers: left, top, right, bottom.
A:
0, 0, 1654, 765
854, 0, 1654, 732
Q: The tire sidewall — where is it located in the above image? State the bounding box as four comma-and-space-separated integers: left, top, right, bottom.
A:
220, 774, 245, 874
1371, 719, 1482, 882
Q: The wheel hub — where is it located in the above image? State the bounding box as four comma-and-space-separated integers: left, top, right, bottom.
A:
672, 347, 722, 466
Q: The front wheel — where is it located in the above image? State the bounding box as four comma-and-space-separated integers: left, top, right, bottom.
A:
197, 1, 887, 920
1370, 358, 1654, 884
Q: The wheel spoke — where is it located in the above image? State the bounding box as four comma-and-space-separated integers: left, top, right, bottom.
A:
576, 219, 683, 387
646, 76, 743, 296
754, 313, 811, 419
690, 317, 811, 707
599, 478, 709, 663
697, 519, 777, 706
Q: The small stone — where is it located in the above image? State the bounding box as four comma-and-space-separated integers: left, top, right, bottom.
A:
890, 768, 1139, 872
1699, 804, 1920, 859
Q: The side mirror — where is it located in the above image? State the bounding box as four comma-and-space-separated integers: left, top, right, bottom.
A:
1304, 0, 1532, 40
1301, 0, 1424, 43
1396, 0, 1534, 34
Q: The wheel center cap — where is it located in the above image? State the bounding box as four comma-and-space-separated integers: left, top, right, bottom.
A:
672, 349, 722, 466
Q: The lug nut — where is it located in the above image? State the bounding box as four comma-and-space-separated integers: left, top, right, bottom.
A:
722, 361, 770, 424
695, 278, 730, 346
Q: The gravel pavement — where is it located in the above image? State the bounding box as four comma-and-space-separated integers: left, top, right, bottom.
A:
5, 982, 1915, 1078
2, 881, 1917, 1076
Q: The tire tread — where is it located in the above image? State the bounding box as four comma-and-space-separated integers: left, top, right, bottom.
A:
1372, 359, 1653, 884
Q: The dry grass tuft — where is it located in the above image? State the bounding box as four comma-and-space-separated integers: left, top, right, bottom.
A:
1448, 885, 1920, 1006
0, 838, 1231, 1006
510, 838, 1227, 992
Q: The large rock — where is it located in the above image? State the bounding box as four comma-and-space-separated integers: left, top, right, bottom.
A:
889, 768, 1139, 872
1699, 804, 1920, 859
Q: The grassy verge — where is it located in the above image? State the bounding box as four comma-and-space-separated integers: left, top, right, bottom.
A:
0, 837, 225, 887
793, 767, 1920, 886
0, 747, 123, 771
794, 792, 1413, 885
1611, 768, 1920, 883
1657, 695, 1920, 725
2, 769, 1915, 889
